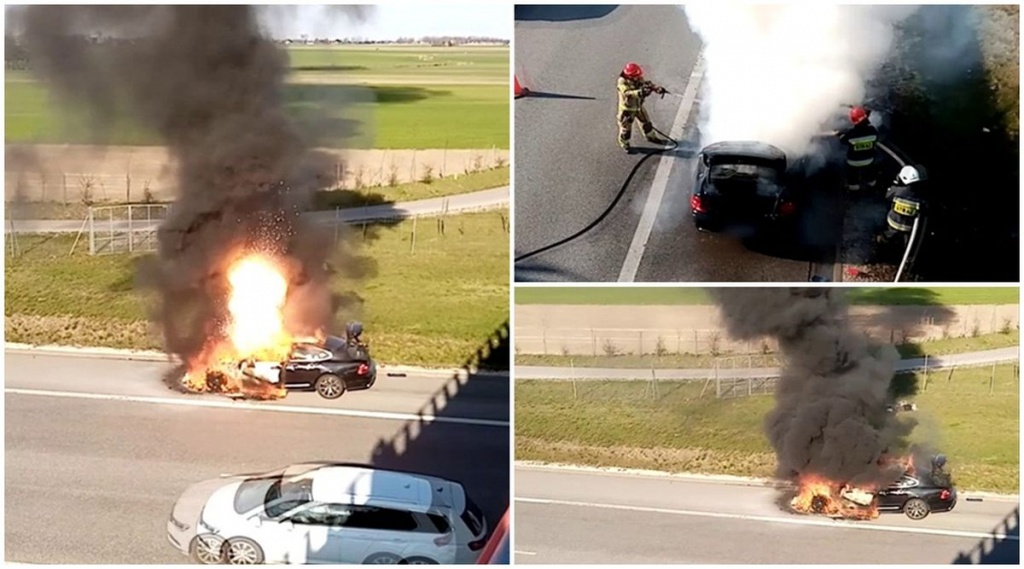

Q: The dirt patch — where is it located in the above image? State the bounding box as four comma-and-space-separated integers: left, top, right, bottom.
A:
5, 144, 509, 204
5, 314, 158, 350
515, 304, 1019, 355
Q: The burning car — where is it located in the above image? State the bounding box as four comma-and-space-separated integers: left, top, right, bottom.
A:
789, 454, 956, 521
193, 324, 377, 400
690, 141, 800, 234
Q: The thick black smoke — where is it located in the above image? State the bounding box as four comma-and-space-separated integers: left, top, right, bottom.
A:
708, 288, 915, 487
13, 6, 371, 362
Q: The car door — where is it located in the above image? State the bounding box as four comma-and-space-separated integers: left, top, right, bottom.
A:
282, 345, 331, 387
285, 503, 343, 564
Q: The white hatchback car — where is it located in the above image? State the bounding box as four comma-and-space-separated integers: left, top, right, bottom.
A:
167, 462, 489, 564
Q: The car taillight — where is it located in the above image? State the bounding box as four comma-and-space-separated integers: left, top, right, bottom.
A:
468, 537, 487, 551
940, 489, 951, 500
779, 201, 796, 215
357, 363, 369, 375
434, 533, 452, 546
690, 195, 706, 213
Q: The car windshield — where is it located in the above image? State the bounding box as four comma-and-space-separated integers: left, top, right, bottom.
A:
461, 495, 485, 536
264, 476, 315, 518
234, 475, 278, 515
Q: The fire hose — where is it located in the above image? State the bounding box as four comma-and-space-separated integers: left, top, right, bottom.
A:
514, 92, 679, 264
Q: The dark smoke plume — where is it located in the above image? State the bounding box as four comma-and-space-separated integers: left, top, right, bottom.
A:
13, 6, 372, 364
708, 288, 916, 487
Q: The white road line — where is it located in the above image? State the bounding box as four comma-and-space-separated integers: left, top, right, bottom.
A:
515, 497, 1019, 542
5, 388, 509, 428
618, 53, 706, 282
515, 551, 538, 556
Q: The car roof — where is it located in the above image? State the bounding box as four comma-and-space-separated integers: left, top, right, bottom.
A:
303, 465, 455, 511
701, 140, 787, 163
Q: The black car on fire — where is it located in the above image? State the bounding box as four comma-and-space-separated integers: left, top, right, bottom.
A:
876, 456, 957, 520
690, 141, 800, 234
238, 330, 377, 400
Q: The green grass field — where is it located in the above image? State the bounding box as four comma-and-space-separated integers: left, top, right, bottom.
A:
5, 45, 509, 149
5, 209, 509, 367
516, 364, 1019, 492
515, 330, 1020, 369
515, 287, 1019, 306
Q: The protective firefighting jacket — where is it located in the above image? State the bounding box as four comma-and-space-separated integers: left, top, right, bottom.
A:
617, 75, 655, 113
839, 120, 879, 167
885, 183, 923, 232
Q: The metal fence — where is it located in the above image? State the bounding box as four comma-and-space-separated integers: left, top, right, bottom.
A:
515, 328, 780, 356
541, 357, 1019, 403
72, 204, 171, 256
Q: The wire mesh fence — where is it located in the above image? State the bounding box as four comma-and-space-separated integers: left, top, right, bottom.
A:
74, 204, 172, 256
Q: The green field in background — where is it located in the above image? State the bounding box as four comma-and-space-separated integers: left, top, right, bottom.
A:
514, 287, 1019, 306
5, 46, 509, 149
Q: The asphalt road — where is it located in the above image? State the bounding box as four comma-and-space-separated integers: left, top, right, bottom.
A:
5, 186, 509, 234
516, 347, 1020, 381
513, 5, 827, 282
515, 466, 1020, 564
5, 352, 509, 564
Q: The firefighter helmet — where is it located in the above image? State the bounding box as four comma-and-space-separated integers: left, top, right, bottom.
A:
623, 62, 643, 79
897, 165, 921, 185
345, 320, 363, 341
849, 106, 869, 124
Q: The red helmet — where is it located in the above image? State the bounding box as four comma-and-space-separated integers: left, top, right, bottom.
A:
849, 106, 868, 124
623, 62, 643, 79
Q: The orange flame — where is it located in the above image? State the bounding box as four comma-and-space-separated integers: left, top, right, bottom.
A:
789, 474, 880, 520
178, 252, 305, 400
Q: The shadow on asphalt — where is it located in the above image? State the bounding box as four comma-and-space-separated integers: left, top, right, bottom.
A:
869, 5, 1019, 281
368, 320, 510, 553
952, 506, 1020, 564
514, 5, 618, 22
518, 90, 596, 101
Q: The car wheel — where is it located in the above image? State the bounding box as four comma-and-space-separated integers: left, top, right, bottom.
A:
402, 557, 439, 565
223, 537, 264, 565
315, 374, 346, 399
364, 552, 404, 564
903, 498, 931, 520
189, 534, 225, 565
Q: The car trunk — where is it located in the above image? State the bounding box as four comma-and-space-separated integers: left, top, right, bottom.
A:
706, 178, 781, 222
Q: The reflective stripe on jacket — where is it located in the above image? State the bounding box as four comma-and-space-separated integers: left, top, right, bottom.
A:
886, 186, 923, 232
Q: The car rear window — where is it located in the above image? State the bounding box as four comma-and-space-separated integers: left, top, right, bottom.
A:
421, 512, 452, 534
461, 496, 485, 536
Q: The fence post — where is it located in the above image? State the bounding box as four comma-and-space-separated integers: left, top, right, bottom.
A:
989, 363, 995, 395
128, 205, 134, 253
571, 359, 577, 400
542, 329, 547, 355
410, 215, 417, 254
88, 207, 95, 255
923, 354, 930, 391
638, 331, 643, 355
715, 359, 721, 399
591, 329, 596, 356
748, 376, 752, 397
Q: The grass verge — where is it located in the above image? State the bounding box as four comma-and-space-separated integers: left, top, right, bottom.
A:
514, 287, 1019, 306
515, 364, 1019, 493
515, 330, 1020, 369
5, 209, 509, 368
8, 166, 509, 221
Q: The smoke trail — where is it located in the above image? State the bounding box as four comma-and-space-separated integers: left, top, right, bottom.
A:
707, 288, 915, 486
13, 6, 373, 364
683, 4, 918, 155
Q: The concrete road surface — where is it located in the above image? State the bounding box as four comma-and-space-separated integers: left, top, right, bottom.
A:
5, 352, 509, 564
514, 6, 828, 282
5, 186, 509, 234
516, 347, 1020, 381
515, 466, 1020, 564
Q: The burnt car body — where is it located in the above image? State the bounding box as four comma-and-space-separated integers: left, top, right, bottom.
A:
241, 335, 377, 399
690, 141, 799, 234
876, 466, 956, 520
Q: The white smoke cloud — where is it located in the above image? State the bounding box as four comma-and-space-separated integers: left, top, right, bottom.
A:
683, 4, 919, 155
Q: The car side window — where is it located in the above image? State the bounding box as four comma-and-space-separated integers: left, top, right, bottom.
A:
417, 512, 452, 534
289, 504, 334, 526
342, 505, 419, 532
290, 345, 331, 362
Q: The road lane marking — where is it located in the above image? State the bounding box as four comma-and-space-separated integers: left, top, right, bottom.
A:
618, 53, 706, 282
515, 497, 1019, 541
5, 388, 509, 428
515, 551, 537, 555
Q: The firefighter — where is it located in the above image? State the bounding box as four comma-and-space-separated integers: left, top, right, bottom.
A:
617, 62, 668, 153
835, 106, 879, 190
877, 165, 925, 245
